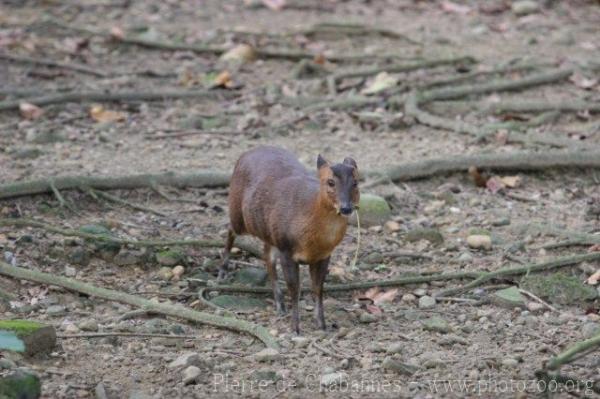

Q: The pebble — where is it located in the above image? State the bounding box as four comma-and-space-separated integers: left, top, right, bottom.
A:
384, 220, 401, 232
418, 295, 436, 309
172, 265, 185, 281
401, 293, 416, 303
168, 352, 201, 369
501, 357, 519, 367
46, 305, 67, 316
381, 357, 418, 375
157, 267, 173, 281
386, 342, 403, 354
359, 312, 378, 323
254, 348, 281, 362
182, 365, 201, 385
466, 235, 492, 250
413, 288, 427, 297
512, 0, 540, 16
64, 323, 80, 333
291, 336, 309, 348
582, 322, 600, 339
64, 265, 77, 277
320, 372, 347, 387
458, 252, 473, 263
526, 302, 544, 313
78, 319, 99, 332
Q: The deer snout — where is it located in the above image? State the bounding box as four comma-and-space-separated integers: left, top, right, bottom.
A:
339, 204, 353, 215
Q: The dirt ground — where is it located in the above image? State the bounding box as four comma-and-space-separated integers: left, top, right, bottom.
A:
1, 0, 600, 398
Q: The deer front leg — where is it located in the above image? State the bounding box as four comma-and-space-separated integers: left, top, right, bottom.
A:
309, 257, 330, 330
280, 253, 300, 335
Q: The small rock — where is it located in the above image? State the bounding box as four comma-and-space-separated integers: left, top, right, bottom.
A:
492, 287, 526, 308
46, 305, 67, 316
0, 358, 16, 370
381, 357, 418, 375
405, 228, 444, 245
157, 267, 173, 281
501, 357, 519, 367
251, 369, 281, 383
526, 302, 544, 313
512, 0, 540, 16
582, 322, 600, 339
351, 194, 391, 227
359, 312, 378, 323
492, 218, 511, 227
384, 221, 401, 232
67, 247, 90, 266
114, 249, 145, 266
168, 352, 201, 369
254, 348, 281, 362
64, 324, 80, 334
156, 249, 184, 267
233, 267, 268, 286
291, 336, 309, 349
439, 334, 468, 346
386, 342, 403, 354
182, 365, 201, 385
413, 288, 427, 297
401, 293, 416, 303
418, 295, 436, 309
320, 372, 347, 387
458, 252, 473, 263
78, 319, 98, 332
0, 320, 56, 357
220, 44, 256, 64
422, 316, 451, 334
64, 266, 77, 277
172, 265, 185, 281
466, 235, 492, 250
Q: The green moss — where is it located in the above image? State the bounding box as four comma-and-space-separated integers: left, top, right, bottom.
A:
0, 320, 45, 337
520, 273, 598, 305
0, 370, 41, 399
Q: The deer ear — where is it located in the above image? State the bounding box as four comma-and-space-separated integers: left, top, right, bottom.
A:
343, 157, 357, 169
317, 154, 329, 169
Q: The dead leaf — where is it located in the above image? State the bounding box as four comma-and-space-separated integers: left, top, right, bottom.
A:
373, 288, 399, 305
213, 70, 233, 88
570, 73, 598, 90
313, 53, 326, 65
587, 270, 600, 285
60, 37, 89, 54
361, 72, 398, 95
495, 129, 509, 145
500, 175, 521, 188
19, 102, 44, 120
589, 244, 600, 253
110, 26, 125, 40
329, 265, 348, 281
363, 287, 381, 300
220, 44, 256, 64
366, 304, 383, 315
468, 166, 487, 188
89, 105, 126, 123
486, 176, 505, 194
441, 1, 472, 14
261, 0, 286, 10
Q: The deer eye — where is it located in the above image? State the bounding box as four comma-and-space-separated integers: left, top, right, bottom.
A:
327, 179, 335, 187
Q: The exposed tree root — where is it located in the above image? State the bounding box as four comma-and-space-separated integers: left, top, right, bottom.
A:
0, 52, 108, 77
87, 188, 167, 217
482, 100, 600, 114
434, 252, 600, 298
365, 150, 600, 187
0, 170, 230, 200
0, 261, 279, 349
0, 89, 230, 111
546, 332, 600, 370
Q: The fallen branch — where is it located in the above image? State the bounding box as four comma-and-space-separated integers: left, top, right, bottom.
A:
482, 100, 600, 114
0, 52, 108, 77
434, 252, 600, 298
365, 150, 600, 188
546, 332, 600, 370
57, 332, 200, 339
88, 188, 167, 217
44, 19, 399, 63
0, 89, 230, 112
0, 261, 279, 349
332, 56, 475, 83
0, 170, 230, 200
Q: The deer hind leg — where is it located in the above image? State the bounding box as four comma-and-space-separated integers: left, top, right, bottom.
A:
264, 243, 286, 315
218, 228, 236, 280
309, 257, 330, 330
280, 252, 301, 335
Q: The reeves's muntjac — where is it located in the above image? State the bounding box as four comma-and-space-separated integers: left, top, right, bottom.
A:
221, 146, 360, 334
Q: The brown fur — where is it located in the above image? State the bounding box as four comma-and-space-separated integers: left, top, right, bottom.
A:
221, 145, 359, 333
